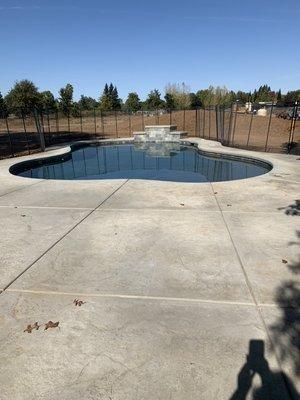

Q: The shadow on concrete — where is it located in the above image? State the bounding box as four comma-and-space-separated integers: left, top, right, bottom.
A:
263, 201, 300, 399
269, 229, 300, 387
278, 199, 300, 216
229, 340, 299, 400
231, 201, 300, 399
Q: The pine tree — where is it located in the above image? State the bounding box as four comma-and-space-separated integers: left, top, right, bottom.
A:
256, 85, 272, 102
124, 92, 141, 112
111, 85, 121, 110
99, 83, 121, 110
99, 83, 112, 110
164, 93, 176, 109
59, 84, 73, 115
103, 84, 109, 96
285, 90, 300, 103
145, 89, 164, 110
108, 83, 114, 98
277, 89, 282, 102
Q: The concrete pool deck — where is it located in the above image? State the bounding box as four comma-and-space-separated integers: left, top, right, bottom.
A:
0, 138, 299, 399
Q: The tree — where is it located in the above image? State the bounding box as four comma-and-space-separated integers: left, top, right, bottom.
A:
39, 90, 57, 113
276, 89, 282, 102
124, 92, 141, 112
111, 85, 122, 110
0, 92, 8, 117
284, 90, 300, 103
165, 82, 191, 109
196, 86, 234, 107
189, 93, 202, 108
5, 80, 40, 115
212, 86, 233, 106
71, 102, 81, 117
145, 89, 164, 110
236, 90, 250, 103
164, 93, 176, 109
59, 84, 73, 115
78, 95, 98, 110
196, 87, 215, 107
99, 83, 121, 111
99, 83, 112, 110
255, 84, 273, 102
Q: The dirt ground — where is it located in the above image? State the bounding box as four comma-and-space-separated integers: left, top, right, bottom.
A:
0, 110, 299, 158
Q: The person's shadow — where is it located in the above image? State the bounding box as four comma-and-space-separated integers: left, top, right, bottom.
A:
229, 340, 299, 400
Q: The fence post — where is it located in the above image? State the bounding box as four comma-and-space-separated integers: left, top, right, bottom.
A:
55, 110, 59, 133
128, 111, 132, 136
100, 110, 104, 135
215, 106, 219, 141
264, 102, 274, 152
141, 111, 145, 130
208, 107, 211, 139
290, 102, 298, 147
287, 102, 298, 153
222, 106, 225, 142
195, 109, 198, 136
47, 111, 51, 133
226, 103, 234, 145
198, 108, 201, 137
115, 111, 118, 138
183, 109, 186, 131
21, 111, 30, 154
246, 112, 253, 148
80, 109, 83, 134
34, 109, 46, 152
231, 101, 238, 146
203, 108, 206, 138
93, 108, 97, 135
67, 114, 70, 133
4, 117, 14, 157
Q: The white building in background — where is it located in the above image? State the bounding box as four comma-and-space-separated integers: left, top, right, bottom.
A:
245, 102, 252, 113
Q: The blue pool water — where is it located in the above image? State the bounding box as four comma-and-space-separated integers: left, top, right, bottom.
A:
11, 143, 271, 182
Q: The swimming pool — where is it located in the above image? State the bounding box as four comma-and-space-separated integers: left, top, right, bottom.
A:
10, 142, 271, 183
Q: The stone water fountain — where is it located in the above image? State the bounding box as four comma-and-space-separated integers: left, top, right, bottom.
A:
133, 125, 187, 143
133, 125, 187, 156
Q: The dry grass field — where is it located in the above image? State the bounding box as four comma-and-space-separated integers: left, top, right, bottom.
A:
0, 109, 299, 159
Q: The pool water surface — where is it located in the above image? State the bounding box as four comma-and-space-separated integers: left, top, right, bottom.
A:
10, 143, 271, 182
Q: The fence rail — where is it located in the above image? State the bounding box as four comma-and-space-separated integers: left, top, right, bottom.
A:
0, 102, 299, 160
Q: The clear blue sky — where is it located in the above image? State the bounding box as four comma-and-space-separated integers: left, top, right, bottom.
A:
1, 0, 299, 100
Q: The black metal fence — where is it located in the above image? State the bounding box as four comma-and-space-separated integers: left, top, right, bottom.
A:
0, 102, 299, 159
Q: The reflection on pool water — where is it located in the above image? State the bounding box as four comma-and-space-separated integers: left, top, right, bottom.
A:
11, 143, 271, 183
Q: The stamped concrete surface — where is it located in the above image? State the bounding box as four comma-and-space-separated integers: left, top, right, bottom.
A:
0, 207, 89, 290
0, 179, 127, 209
0, 292, 290, 400
10, 209, 251, 302
0, 139, 299, 400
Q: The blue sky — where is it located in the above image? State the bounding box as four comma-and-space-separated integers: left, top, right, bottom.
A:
0, 0, 299, 100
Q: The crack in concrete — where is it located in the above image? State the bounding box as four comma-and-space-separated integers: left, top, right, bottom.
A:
4, 288, 280, 307
0, 179, 130, 294
209, 181, 294, 399
0, 179, 46, 199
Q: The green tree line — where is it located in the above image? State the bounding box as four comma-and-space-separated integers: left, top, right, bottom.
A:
0, 80, 299, 117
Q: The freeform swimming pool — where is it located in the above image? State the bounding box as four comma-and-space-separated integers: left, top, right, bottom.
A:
10, 142, 271, 182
